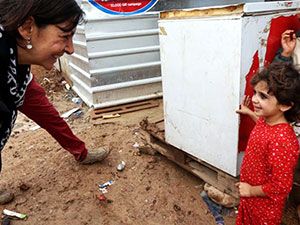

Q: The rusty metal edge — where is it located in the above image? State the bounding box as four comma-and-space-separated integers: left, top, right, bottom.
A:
160, 4, 244, 20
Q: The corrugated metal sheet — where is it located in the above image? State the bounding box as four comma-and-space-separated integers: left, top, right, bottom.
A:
63, 0, 265, 109
65, 0, 162, 108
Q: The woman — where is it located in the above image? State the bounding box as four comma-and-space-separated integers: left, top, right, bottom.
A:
0, 0, 109, 204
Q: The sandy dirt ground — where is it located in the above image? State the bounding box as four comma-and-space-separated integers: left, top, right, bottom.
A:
0, 67, 298, 225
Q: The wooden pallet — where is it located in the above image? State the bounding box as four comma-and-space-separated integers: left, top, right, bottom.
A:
140, 118, 239, 198
91, 99, 160, 120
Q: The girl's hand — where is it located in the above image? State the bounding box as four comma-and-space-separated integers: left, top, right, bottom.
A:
281, 29, 296, 57
236, 95, 252, 116
236, 182, 252, 197
236, 182, 266, 197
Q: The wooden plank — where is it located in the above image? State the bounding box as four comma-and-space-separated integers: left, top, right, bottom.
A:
91, 99, 160, 120
150, 136, 186, 164
141, 118, 239, 198
149, 135, 239, 198
140, 118, 165, 141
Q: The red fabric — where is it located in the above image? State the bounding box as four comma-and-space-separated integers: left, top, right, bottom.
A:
18, 79, 87, 161
264, 15, 300, 66
236, 118, 299, 225
238, 51, 258, 152
238, 15, 300, 152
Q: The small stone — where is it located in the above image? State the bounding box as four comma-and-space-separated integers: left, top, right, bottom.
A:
146, 164, 154, 170
16, 196, 28, 205
147, 156, 158, 164
62, 205, 69, 211
13, 151, 20, 158
0, 191, 14, 204
19, 183, 30, 191
173, 204, 181, 212
117, 161, 126, 171
36, 186, 43, 192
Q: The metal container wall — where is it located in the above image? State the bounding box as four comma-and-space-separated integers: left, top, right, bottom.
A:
65, 0, 264, 108
66, 0, 162, 108
159, 1, 300, 176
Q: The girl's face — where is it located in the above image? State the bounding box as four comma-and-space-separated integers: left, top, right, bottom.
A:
29, 21, 75, 70
252, 80, 287, 124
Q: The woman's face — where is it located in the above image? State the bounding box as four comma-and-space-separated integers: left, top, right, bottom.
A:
29, 21, 75, 70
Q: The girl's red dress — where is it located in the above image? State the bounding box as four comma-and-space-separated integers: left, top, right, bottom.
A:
236, 118, 299, 225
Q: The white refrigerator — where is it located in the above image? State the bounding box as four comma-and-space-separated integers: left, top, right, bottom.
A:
159, 1, 300, 176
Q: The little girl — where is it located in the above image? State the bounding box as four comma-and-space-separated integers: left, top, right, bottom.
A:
235, 62, 300, 225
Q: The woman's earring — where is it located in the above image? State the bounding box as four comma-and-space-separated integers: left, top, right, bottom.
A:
26, 37, 33, 49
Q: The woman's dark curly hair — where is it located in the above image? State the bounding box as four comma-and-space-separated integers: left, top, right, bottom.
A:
0, 0, 84, 38
251, 62, 300, 123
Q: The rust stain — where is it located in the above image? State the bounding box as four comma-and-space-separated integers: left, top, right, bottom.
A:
260, 38, 267, 47
160, 4, 244, 20
284, 2, 293, 7
263, 26, 270, 33
159, 26, 167, 36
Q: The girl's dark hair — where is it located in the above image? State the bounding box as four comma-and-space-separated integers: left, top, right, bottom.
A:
251, 62, 300, 123
0, 0, 84, 37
